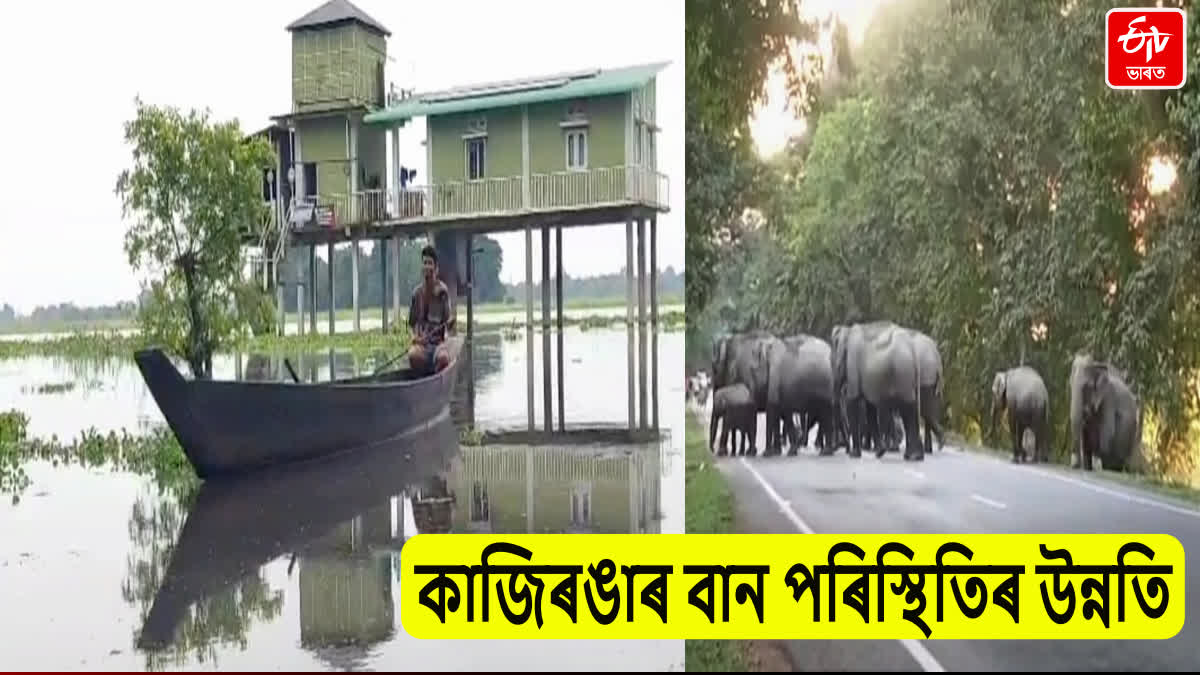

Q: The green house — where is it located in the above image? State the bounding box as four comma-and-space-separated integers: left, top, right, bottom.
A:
365, 62, 670, 223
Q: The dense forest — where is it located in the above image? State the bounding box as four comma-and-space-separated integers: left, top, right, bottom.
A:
687, 0, 1200, 483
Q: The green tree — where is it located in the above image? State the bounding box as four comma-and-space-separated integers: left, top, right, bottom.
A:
115, 99, 275, 378
684, 0, 822, 312
706, 0, 1200, 481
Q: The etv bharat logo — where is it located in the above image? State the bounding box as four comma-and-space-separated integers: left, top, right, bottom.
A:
1106, 8, 1187, 89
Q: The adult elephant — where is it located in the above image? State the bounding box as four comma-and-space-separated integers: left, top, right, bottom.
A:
1069, 354, 1141, 472
990, 365, 1050, 463
833, 321, 924, 460
711, 331, 793, 454
901, 328, 945, 454
770, 334, 836, 455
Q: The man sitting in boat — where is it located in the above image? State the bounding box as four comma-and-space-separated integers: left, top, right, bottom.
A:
407, 244, 454, 375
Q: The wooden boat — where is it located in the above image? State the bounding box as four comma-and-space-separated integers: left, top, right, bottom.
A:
133, 336, 465, 479
136, 409, 460, 650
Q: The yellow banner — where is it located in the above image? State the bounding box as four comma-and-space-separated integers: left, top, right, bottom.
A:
399, 534, 1184, 640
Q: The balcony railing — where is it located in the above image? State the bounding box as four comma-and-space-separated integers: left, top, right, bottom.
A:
289, 165, 669, 230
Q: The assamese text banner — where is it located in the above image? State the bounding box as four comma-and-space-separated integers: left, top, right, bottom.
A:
399, 533, 1184, 640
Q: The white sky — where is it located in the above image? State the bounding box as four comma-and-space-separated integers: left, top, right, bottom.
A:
749, 0, 891, 158
0, 0, 683, 313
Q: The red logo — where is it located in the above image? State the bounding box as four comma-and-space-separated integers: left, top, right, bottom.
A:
1107, 8, 1187, 89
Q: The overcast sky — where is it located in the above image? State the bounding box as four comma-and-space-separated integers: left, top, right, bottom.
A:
0, 0, 683, 314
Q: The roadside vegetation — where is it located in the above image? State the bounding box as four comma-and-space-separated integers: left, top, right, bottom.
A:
689, 0, 1200, 491
684, 413, 747, 671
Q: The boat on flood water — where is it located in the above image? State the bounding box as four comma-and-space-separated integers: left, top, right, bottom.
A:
136, 409, 460, 650
133, 336, 465, 479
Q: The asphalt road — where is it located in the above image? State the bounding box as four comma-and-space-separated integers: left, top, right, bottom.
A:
691, 401, 1199, 672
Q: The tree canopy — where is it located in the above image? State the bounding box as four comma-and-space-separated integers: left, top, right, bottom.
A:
115, 99, 276, 378
691, 0, 1200, 482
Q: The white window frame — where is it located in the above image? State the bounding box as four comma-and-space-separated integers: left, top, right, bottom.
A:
569, 483, 592, 527
466, 137, 486, 181
565, 128, 588, 171
470, 481, 489, 523
634, 122, 643, 165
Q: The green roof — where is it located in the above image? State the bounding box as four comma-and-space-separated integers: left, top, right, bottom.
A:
363, 61, 669, 126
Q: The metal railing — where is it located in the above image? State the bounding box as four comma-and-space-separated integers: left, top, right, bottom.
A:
299, 165, 669, 229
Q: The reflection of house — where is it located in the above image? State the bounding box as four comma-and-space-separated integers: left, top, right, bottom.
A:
298, 502, 396, 669
430, 442, 662, 534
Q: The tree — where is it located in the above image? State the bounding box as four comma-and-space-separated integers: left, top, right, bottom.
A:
115, 99, 275, 378
706, 0, 1200, 480
685, 0, 822, 313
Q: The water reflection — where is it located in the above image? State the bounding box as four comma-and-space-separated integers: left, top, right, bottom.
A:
129, 411, 667, 669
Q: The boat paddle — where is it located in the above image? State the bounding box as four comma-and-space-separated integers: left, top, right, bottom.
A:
373, 350, 408, 376
283, 359, 300, 383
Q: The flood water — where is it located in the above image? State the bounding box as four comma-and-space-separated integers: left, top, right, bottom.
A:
0, 327, 685, 671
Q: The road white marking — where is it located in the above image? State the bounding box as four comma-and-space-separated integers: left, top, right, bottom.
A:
947, 442, 1200, 519
904, 468, 926, 480
970, 494, 1007, 510
1022, 466, 1200, 519
738, 457, 814, 534
736, 457, 947, 673
900, 640, 947, 673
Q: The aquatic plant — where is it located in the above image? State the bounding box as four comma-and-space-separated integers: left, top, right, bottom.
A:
20, 381, 77, 395
0, 410, 31, 497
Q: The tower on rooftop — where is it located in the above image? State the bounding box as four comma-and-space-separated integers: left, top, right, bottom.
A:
288, 0, 390, 114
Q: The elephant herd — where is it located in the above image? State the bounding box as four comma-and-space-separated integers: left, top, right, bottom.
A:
705, 322, 1143, 472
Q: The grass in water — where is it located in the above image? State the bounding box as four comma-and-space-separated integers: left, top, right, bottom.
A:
20, 382, 77, 395
683, 413, 747, 671
0, 309, 683, 362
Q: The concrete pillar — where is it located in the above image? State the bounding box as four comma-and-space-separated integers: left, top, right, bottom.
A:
380, 239, 389, 332
466, 233, 474, 344
277, 279, 285, 337
650, 215, 659, 431
309, 245, 317, 336
556, 225, 565, 432
541, 225, 552, 433
630, 454, 640, 532
327, 241, 336, 336
637, 218, 647, 430
352, 237, 361, 332
391, 126, 402, 217
393, 238, 402, 326
296, 282, 304, 336
466, 233, 476, 429
348, 117, 359, 224
525, 447, 534, 532
626, 219, 635, 430
525, 223, 535, 431
234, 351, 242, 381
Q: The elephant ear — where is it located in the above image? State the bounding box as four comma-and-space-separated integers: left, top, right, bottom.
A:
991, 371, 1006, 402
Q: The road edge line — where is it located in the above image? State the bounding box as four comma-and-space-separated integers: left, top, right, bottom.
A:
736, 457, 947, 673
945, 444, 1200, 519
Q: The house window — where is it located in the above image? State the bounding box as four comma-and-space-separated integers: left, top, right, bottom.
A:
470, 482, 489, 523
647, 129, 655, 166
466, 138, 486, 180
570, 485, 591, 527
302, 162, 317, 198
634, 123, 642, 165
566, 129, 588, 170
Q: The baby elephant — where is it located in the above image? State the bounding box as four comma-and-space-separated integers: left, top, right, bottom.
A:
991, 366, 1050, 463
710, 383, 757, 457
